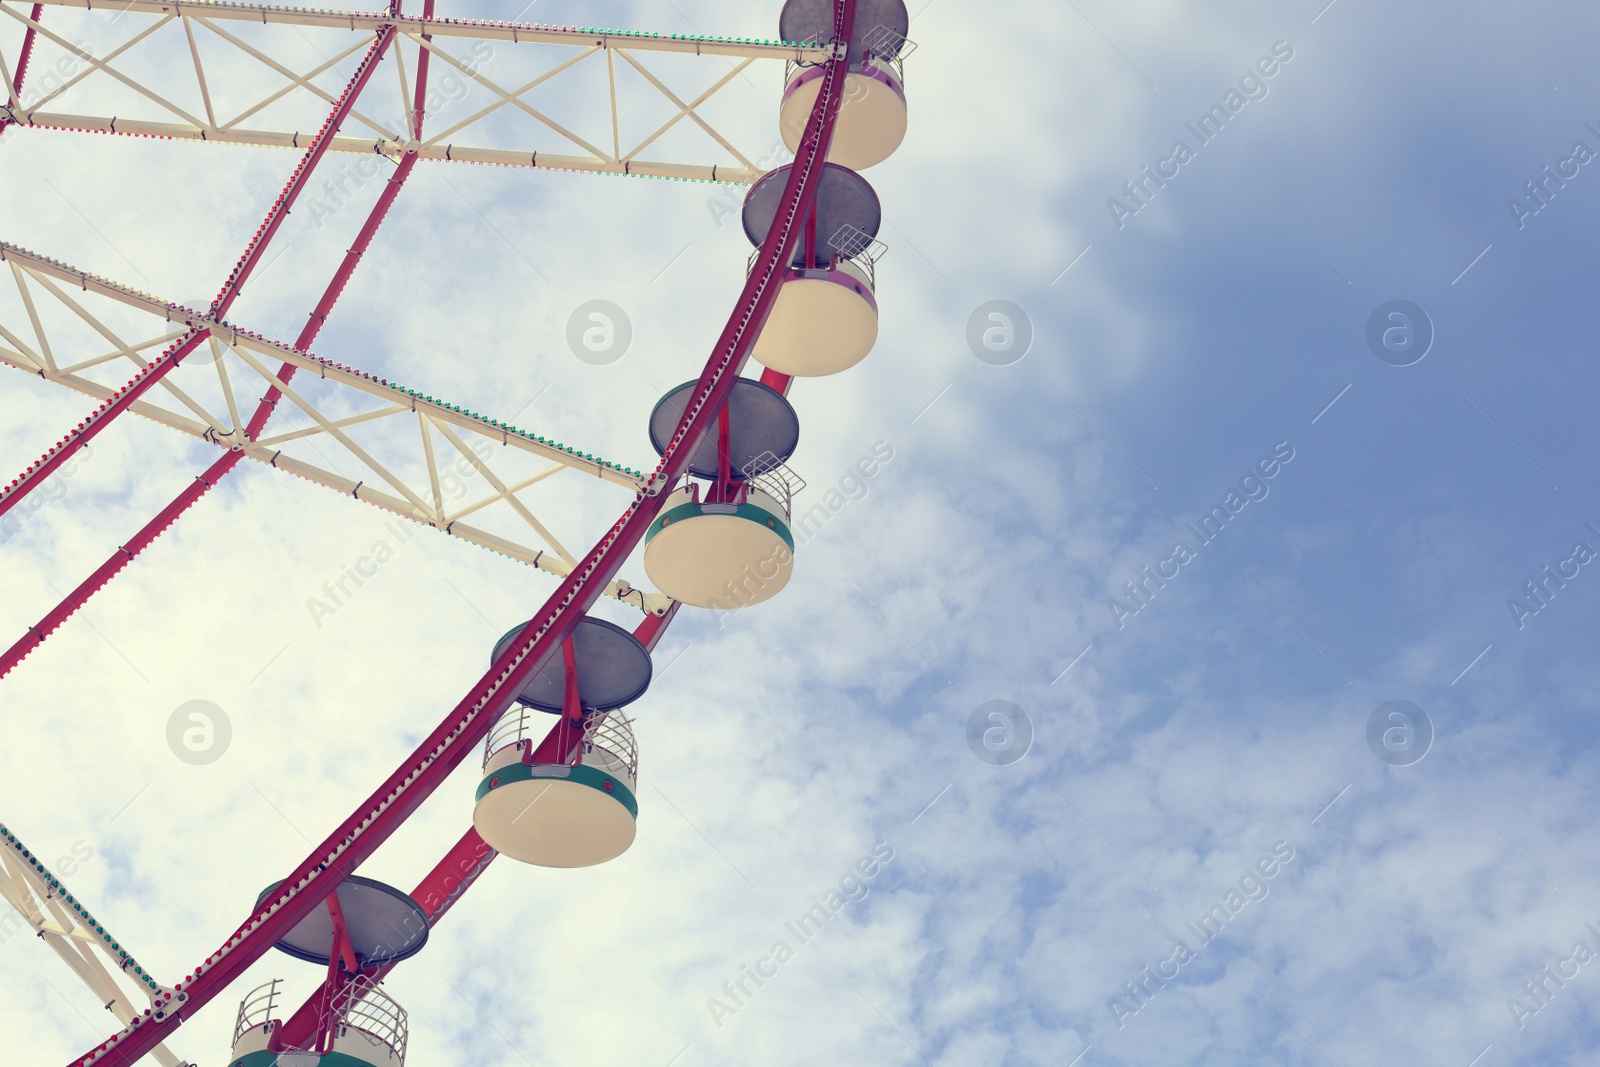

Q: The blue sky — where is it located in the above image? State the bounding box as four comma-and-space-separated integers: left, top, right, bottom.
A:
4, 1, 1600, 1065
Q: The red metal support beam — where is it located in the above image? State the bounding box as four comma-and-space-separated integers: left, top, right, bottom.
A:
0, 4, 44, 134
324, 893, 361, 979
633, 601, 682, 652
0, 25, 398, 523
0, 72, 425, 681
275, 825, 495, 1049
310, 930, 343, 1052
408, 0, 434, 141
67, 3, 856, 1062
275, 607, 676, 1049
758, 367, 794, 395
715, 404, 734, 501
0, 155, 418, 679
307, 890, 361, 1052
408, 828, 497, 925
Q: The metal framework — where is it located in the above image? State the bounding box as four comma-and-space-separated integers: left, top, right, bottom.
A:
0, 0, 835, 182
0, 239, 671, 615
0, 0, 863, 1063
0, 822, 192, 1066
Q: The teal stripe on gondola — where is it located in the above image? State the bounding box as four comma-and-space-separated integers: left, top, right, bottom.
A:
476, 762, 639, 818
233, 1053, 395, 1067
646, 500, 795, 552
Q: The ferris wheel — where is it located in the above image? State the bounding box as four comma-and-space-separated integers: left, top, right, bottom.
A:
0, 0, 913, 1063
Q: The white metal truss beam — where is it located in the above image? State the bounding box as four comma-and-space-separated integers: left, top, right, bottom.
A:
24, 1, 832, 59
0, 241, 671, 615
0, 823, 191, 1067
1, 0, 837, 182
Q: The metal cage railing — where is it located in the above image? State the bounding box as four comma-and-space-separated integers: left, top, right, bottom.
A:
863, 24, 916, 67
827, 223, 889, 289
741, 451, 807, 519
484, 706, 638, 781
233, 979, 281, 1047
484, 705, 540, 768
582, 712, 639, 781
334, 976, 409, 1065
827, 222, 887, 263
746, 234, 886, 291
784, 25, 915, 83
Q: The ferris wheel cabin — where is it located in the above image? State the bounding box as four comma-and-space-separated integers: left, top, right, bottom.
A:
472, 617, 652, 868
0, 0, 922, 1060
743, 163, 886, 378
641, 378, 804, 608
230, 977, 410, 1067
778, 0, 913, 170
230, 878, 427, 1067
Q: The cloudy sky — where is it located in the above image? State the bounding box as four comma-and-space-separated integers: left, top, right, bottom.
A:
4, 0, 1600, 1064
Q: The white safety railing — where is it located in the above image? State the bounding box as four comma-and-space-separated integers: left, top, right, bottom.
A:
747, 226, 887, 289
232, 979, 281, 1047
827, 223, 889, 289
484, 706, 637, 781
484, 705, 541, 768
583, 712, 639, 781
786, 25, 914, 83
335, 977, 409, 1065
741, 452, 807, 519
863, 24, 917, 74
827, 222, 888, 263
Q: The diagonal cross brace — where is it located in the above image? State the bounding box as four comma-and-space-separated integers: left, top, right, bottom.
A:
65, 2, 859, 1062
0, 29, 418, 679
0, 24, 400, 523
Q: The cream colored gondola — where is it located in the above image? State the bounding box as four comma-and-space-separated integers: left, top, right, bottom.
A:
641, 380, 805, 608
472, 617, 653, 867
743, 162, 887, 378
777, 0, 914, 170
474, 709, 641, 868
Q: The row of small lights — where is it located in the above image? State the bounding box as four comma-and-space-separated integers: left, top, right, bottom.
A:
11, 115, 753, 186
264, 453, 646, 606
0, 233, 653, 483
0, 243, 654, 614
3, 33, 392, 508
322, 9, 809, 46
56, 1, 805, 45
207, 26, 394, 314
0, 825, 161, 995
166, 315, 645, 479
58, 13, 847, 1059
0, 331, 194, 500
